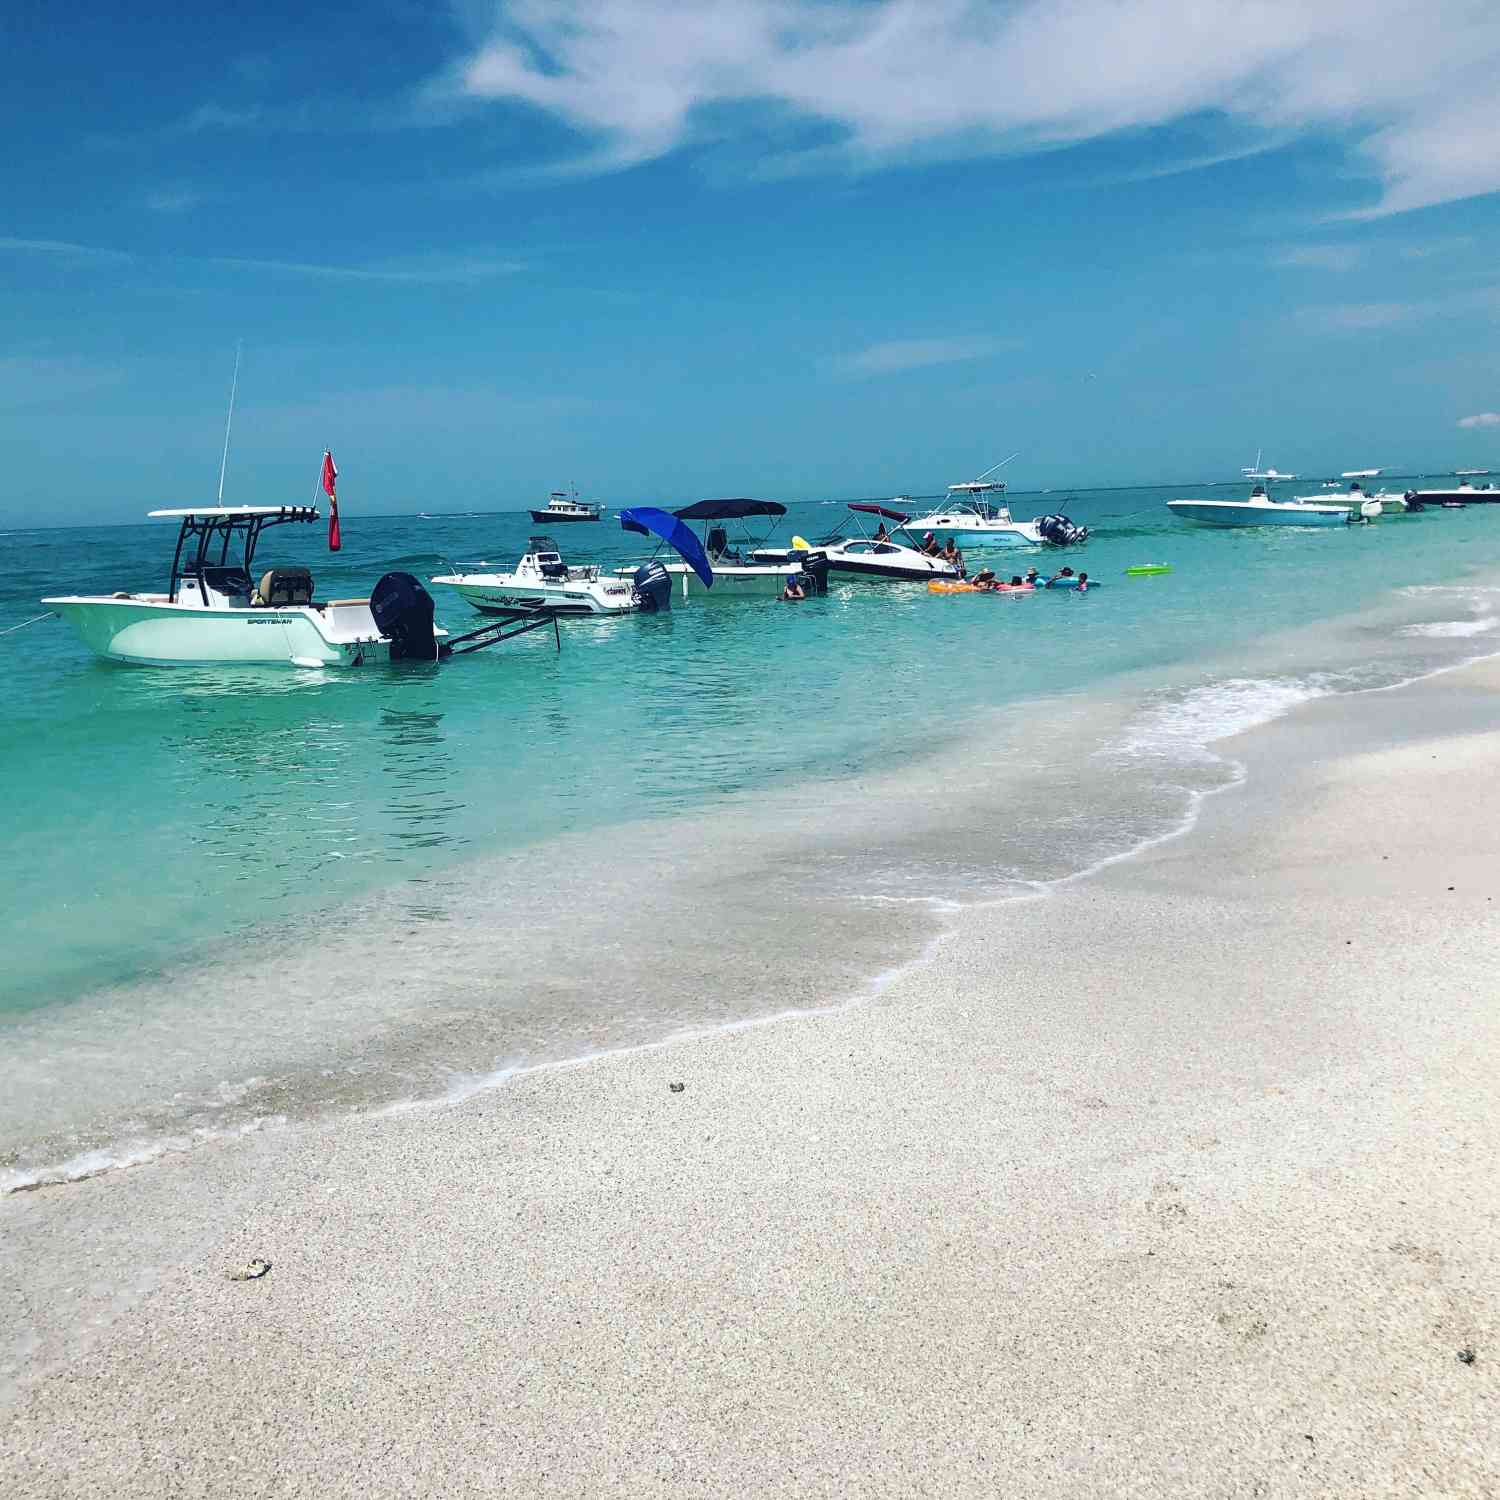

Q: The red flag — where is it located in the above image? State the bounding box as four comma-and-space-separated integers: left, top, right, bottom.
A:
322, 450, 341, 552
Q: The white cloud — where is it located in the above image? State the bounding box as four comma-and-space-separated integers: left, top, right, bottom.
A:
1274, 244, 1363, 272
204, 253, 526, 283
1457, 412, 1500, 429
1, 236, 523, 284
0, 236, 134, 265
450, 0, 1500, 213
831, 336, 1010, 378
1298, 301, 1419, 334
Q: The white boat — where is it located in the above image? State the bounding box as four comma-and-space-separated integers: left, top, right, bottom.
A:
528, 488, 602, 524
44, 506, 453, 667
1241, 448, 1298, 481
433, 535, 665, 616
1455, 469, 1490, 477
1167, 485, 1347, 528
618, 499, 817, 599
1341, 468, 1382, 479
752, 503, 961, 582
1296, 482, 1408, 516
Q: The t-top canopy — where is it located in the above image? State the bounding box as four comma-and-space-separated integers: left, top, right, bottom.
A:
672, 498, 787, 522
848, 502, 911, 523
148, 506, 321, 521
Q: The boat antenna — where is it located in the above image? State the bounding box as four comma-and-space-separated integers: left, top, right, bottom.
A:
974, 452, 1020, 482
217, 341, 242, 507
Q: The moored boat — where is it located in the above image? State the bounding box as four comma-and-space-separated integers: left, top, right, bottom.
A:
617, 499, 822, 599
752, 502, 960, 582
44, 506, 456, 667
433, 536, 670, 616
1167, 485, 1347, 528
529, 488, 602, 524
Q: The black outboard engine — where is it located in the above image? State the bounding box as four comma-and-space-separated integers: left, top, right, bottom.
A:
631, 560, 673, 613
371, 571, 441, 660
1035, 513, 1090, 546
797, 551, 831, 595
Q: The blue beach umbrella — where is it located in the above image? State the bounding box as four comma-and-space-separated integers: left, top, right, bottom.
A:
618, 507, 714, 588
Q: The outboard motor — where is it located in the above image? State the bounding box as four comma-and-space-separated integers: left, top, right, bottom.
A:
797, 551, 831, 595
371, 571, 441, 661
631, 560, 673, 613
1035, 513, 1090, 546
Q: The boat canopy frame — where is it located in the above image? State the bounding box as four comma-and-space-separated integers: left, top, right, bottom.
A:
163, 506, 320, 606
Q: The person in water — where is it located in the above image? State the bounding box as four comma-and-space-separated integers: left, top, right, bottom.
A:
942, 539, 965, 577
1024, 566, 1040, 586
782, 576, 806, 601
970, 566, 997, 590
1076, 571, 1090, 592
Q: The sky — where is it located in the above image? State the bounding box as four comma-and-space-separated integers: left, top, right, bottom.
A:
3, 0, 1500, 524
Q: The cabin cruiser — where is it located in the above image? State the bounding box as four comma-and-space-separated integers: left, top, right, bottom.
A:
899, 480, 1048, 548
752, 503, 960, 582
617, 499, 824, 599
529, 488, 602, 524
1167, 485, 1347, 528
43, 506, 458, 667
432, 536, 671, 616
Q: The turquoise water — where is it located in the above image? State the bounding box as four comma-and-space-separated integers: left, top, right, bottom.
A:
5, 485, 1500, 1183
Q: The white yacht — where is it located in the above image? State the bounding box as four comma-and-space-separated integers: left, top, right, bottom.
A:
1167, 485, 1346, 528
528, 488, 602, 524
43, 506, 453, 666
433, 536, 670, 616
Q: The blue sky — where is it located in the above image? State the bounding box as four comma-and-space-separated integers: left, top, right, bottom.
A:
4, 0, 1500, 524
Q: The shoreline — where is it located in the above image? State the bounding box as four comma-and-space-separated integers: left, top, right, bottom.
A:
7, 620, 1500, 1197
4, 654, 1499, 1492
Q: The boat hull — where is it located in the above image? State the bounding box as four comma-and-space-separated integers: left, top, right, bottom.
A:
613, 563, 798, 598
527, 511, 599, 523
1167, 501, 1346, 528
436, 578, 636, 616
44, 597, 401, 667
1407, 490, 1500, 504
898, 519, 1040, 549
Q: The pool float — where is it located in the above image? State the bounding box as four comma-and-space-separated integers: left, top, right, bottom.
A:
1042, 577, 1100, 590
927, 581, 1035, 594
1125, 564, 1172, 576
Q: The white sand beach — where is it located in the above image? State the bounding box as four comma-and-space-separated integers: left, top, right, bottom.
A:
3, 660, 1498, 1496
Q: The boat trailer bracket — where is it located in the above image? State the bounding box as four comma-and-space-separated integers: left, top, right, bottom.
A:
443, 608, 562, 657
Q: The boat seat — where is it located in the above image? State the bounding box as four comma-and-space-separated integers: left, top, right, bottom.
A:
256, 567, 315, 607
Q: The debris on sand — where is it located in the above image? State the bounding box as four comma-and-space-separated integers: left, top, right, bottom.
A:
228, 1258, 272, 1281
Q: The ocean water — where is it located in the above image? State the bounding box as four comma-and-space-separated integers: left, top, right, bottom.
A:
5, 484, 1500, 1188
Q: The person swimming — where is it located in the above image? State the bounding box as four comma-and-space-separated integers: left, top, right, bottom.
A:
782, 575, 806, 601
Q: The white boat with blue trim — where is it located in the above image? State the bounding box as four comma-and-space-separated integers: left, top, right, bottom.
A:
1167, 485, 1347, 528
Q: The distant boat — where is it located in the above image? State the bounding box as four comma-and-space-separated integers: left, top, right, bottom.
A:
1341, 468, 1382, 479
433, 535, 669, 616
529, 488, 602, 524
1168, 484, 1345, 528
1455, 468, 1490, 477
1241, 447, 1298, 482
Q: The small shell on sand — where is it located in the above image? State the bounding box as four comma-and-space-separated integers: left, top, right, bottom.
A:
227, 1259, 272, 1281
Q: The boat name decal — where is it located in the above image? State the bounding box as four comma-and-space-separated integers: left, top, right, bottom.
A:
247, 616, 298, 625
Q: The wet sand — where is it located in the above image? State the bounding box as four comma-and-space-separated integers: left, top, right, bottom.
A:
3, 660, 1498, 1496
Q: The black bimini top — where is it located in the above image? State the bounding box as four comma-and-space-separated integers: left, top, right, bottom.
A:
672, 498, 788, 522
848, 502, 911, 523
